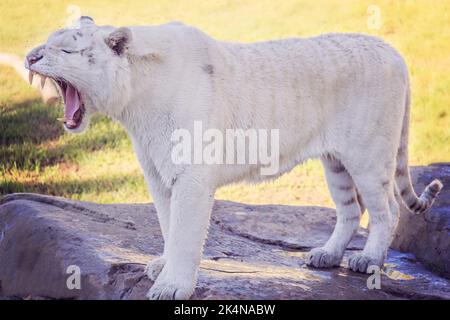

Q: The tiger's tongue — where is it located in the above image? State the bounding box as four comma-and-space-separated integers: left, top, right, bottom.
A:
64, 83, 80, 120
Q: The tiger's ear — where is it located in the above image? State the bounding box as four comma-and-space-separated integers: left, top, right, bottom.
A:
79, 16, 95, 27
71, 16, 95, 29
105, 27, 132, 56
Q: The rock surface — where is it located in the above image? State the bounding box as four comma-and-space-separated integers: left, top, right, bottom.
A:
391, 163, 450, 278
0, 192, 449, 300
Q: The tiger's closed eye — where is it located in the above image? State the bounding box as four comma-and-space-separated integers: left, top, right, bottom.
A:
61, 49, 74, 54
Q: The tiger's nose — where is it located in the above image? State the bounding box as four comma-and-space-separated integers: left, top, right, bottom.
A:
27, 54, 43, 66
25, 44, 46, 69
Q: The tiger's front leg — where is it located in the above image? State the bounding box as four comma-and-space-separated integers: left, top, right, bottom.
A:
146, 174, 215, 300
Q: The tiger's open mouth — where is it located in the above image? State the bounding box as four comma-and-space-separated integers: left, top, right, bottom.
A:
29, 71, 85, 130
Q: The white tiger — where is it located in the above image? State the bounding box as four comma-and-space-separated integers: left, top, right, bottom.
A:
25, 17, 442, 300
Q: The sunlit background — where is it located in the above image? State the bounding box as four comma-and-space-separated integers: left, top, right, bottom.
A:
1, 0, 449, 207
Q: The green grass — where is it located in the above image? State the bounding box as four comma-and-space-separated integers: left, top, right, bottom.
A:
0, 0, 449, 207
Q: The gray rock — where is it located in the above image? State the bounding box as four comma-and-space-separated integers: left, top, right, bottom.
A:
391, 163, 450, 278
0, 192, 448, 299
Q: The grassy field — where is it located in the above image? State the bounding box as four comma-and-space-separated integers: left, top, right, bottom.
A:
0, 0, 449, 208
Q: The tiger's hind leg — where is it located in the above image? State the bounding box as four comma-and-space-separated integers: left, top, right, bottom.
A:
306, 156, 363, 268
347, 165, 396, 273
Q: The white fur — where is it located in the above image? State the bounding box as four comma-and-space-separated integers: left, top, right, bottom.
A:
26, 18, 442, 300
